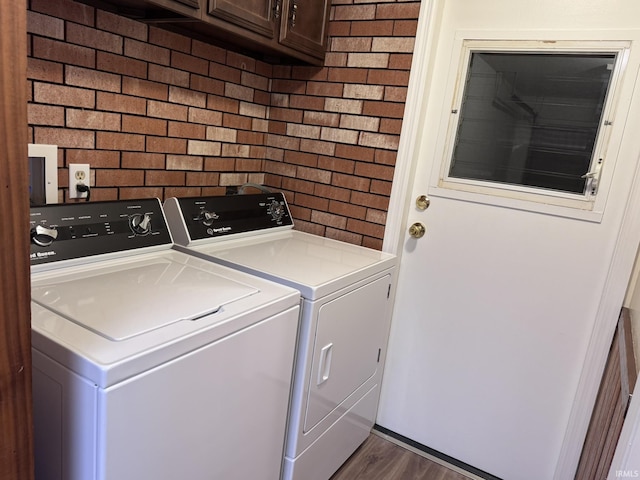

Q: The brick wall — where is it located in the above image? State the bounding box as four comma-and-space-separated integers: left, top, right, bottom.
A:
26, 0, 419, 249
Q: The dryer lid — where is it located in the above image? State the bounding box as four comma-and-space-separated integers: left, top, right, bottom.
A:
31, 258, 258, 341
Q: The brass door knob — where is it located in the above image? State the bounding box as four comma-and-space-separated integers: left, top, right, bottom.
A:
409, 222, 426, 239
416, 195, 430, 210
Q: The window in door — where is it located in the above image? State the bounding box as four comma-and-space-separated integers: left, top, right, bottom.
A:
436, 40, 630, 219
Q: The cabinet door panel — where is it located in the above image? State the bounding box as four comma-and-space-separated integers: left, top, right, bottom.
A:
279, 0, 331, 59
208, 0, 276, 39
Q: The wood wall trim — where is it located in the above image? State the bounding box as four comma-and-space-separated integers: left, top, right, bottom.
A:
0, 0, 34, 479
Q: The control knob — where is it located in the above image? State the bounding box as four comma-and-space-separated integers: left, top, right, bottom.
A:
130, 213, 152, 235
31, 225, 58, 247
196, 210, 219, 226
267, 200, 285, 222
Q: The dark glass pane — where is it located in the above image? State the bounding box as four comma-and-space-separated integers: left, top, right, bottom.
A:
449, 52, 615, 194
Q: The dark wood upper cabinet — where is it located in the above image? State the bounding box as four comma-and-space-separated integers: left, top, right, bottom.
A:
279, 0, 331, 60
207, 0, 276, 39
77, 0, 331, 64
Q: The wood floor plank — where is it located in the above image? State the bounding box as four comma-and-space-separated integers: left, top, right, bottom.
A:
330, 435, 472, 480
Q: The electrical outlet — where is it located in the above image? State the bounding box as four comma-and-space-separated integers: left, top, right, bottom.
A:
69, 164, 90, 199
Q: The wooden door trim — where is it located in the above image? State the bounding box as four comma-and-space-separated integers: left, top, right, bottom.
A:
0, 0, 34, 479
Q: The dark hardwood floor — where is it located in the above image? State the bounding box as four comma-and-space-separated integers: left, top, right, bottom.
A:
330, 434, 473, 480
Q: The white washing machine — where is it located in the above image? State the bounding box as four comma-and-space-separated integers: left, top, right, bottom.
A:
29, 198, 300, 480
163, 193, 397, 480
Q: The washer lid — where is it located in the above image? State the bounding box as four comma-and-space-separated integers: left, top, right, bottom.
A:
31, 258, 258, 341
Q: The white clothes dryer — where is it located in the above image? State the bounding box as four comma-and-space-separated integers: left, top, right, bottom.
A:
164, 193, 397, 480
30, 198, 300, 480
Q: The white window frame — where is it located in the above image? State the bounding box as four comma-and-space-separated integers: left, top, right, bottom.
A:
430, 37, 631, 222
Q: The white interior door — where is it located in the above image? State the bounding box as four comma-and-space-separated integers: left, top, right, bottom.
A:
377, 2, 640, 480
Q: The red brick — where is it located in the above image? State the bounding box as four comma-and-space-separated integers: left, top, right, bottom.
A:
350, 191, 389, 211
147, 100, 188, 121
311, 210, 348, 229
328, 200, 367, 220
67, 23, 123, 54
393, 19, 419, 36
27, 11, 64, 39
125, 39, 170, 65
168, 122, 206, 139
28, 104, 64, 126
97, 52, 147, 79
294, 193, 330, 211
371, 179, 392, 196
191, 75, 225, 96
84, 188, 119, 202
67, 109, 121, 131
96, 169, 144, 186
283, 150, 318, 168
189, 107, 223, 126
149, 27, 191, 53
271, 79, 307, 94
33, 127, 95, 148
34, 83, 95, 108
367, 69, 410, 86
374, 149, 397, 166
290, 66, 328, 82
120, 187, 164, 199
97, 10, 147, 41
362, 100, 406, 119
380, 118, 403, 134
350, 20, 394, 36
209, 63, 242, 83
361, 237, 382, 250
366, 208, 387, 225
165, 186, 204, 198
318, 155, 355, 174
97, 92, 147, 115
167, 155, 203, 171
149, 64, 190, 88
27, 58, 63, 83
314, 183, 351, 202
222, 113, 252, 130
270, 107, 304, 123
333, 172, 370, 192
171, 51, 209, 75
263, 159, 297, 178
290, 95, 326, 111
334, 5, 376, 21
67, 149, 120, 169
328, 21, 351, 37
168, 87, 207, 108
327, 68, 368, 83
146, 136, 188, 154
346, 217, 385, 239
354, 162, 394, 181
306, 82, 344, 97
122, 77, 168, 101
335, 144, 374, 162
207, 95, 239, 114
122, 115, 167, 136
186, 172, 220, 185
192, 40, 226, 63
204, 158, 236, 171
388, 53, 414, 70
375, 3, 421, 20
201, 186, 227, 196
255, 61, 273, 78
146, 170, 186, 186
121, 152, 165, 169
237, 131, 265, 145
66, 66, 121, 93
384, 86, 408, 102
235, 159, 262, 171
33, 37, 95, 68
226, 52, 256, 73
31, 0, 94, 26
96, 132, 145, 151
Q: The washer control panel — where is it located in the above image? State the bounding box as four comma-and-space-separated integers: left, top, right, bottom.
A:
30, 198, 172, 266
168, 193, 293, 241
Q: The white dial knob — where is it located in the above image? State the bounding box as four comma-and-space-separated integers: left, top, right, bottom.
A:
31, 225, 58, 247
130, 213, 152, 235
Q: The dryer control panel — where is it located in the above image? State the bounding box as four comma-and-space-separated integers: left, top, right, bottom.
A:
164, 193, 294, 243
29, 198, 172, 266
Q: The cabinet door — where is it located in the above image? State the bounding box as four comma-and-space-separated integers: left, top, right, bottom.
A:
208, 0, 276, 39
279, 0, 331, 59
